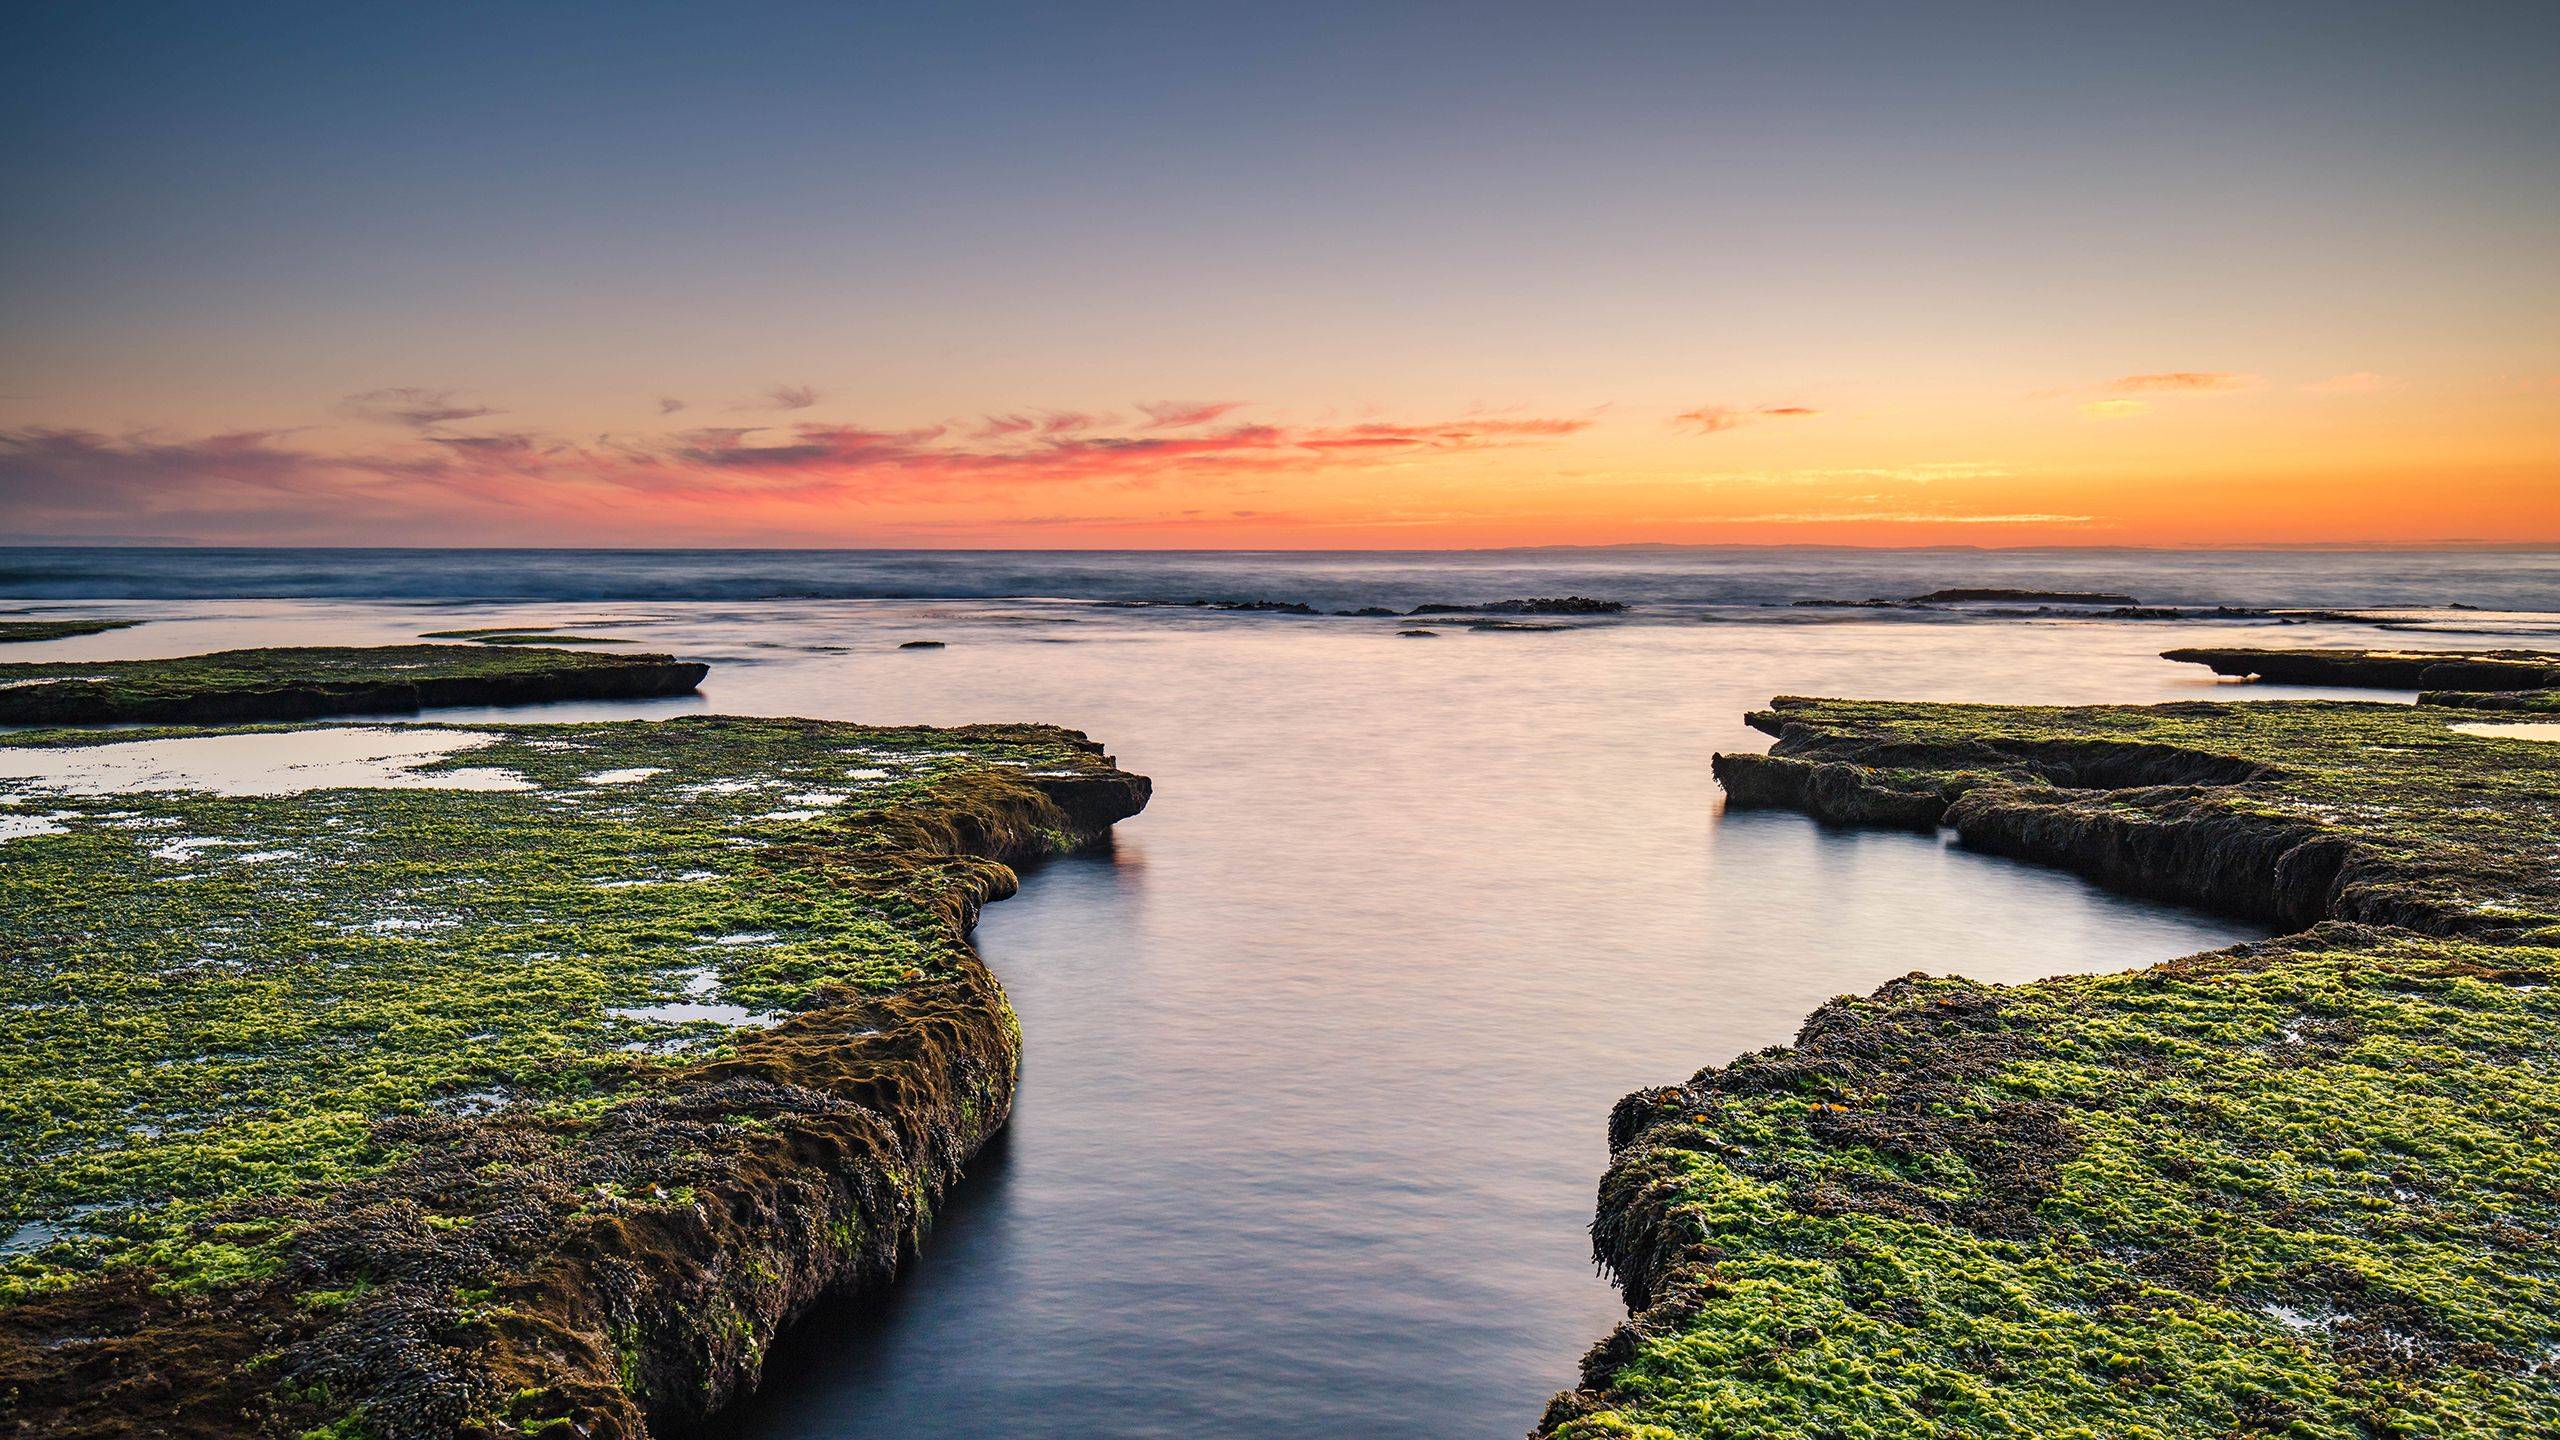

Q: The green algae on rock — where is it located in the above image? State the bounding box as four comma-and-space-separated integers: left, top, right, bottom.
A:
1714, 695, 2560, 937
0, 714, 1149, 1440
1544, 928, 2560, 1440
0, 618, 142, 645
1547, 693, 2560, 1440
0, 644, 705, 726
2164, 645, 2560, 692
2421, 689, 2560, 714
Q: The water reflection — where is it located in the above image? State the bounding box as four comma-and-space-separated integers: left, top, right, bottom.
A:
709, 609, 2270, 1438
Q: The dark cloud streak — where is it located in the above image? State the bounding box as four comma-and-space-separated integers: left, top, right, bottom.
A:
340, 387, 502, 430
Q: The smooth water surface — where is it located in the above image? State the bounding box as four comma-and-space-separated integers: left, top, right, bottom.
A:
20, 554, 2545, 1438
0, 727, 529, 797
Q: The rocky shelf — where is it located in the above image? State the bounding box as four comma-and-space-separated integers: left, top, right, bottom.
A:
1544, 690, 2560, 1439
0, 618, 142, 645
1799, 587, 2141, 608
2164, 645, 2560, 693
0, 644, 709, 725
0, 714, 1150, 1439
1106, 594, 1629, 618
1406, 596, 1627, 616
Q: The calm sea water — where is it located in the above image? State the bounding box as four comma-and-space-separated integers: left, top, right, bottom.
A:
16, 550, 2556, 1438
8, 544, 2560, 613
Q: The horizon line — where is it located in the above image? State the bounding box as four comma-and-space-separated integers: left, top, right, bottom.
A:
8, 539, 2560, 556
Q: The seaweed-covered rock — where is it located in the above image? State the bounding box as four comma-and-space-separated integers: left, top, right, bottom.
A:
1715, 695, 2558, 934
1552, 691, 2560, 1439
1905, 587, 2138, 605
1796, 588, 2139, 609
0, 619, 142, 645
1547, 928, 2560, 1440
0, 714, 1149, 1439
1410, 596, 1627, 616
2165, 645, 2560, 692
0, 644, 707, 725
2420, 688, 2560, 713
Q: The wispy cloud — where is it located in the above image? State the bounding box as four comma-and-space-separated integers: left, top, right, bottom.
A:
1138, 400, 1247, 429
0, 404, 1591, 541
2102, 371, 2259, 394
657, 397, 688, 414
340, 387, 501, 430
1673, 404, 1823, 435
973, 411, 1111, 440
759, 384, 820, 411
2299, 371, 2392, 394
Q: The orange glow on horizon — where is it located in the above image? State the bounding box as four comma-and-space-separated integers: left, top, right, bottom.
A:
1, 370, 2551, 549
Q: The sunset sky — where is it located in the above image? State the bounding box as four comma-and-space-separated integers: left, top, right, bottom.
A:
3, 2, 2553, 549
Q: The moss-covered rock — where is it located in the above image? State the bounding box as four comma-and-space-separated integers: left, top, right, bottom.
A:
1550, 692, 2560, 1439
1547, 929, 2560, 1440
2164, 645, 2560, 692
1714, 696, 2560, 936
0, 714, 1149, 1439
0, 644, 705, 725
2418, 689, 2560, 714
0, 619, 141, 645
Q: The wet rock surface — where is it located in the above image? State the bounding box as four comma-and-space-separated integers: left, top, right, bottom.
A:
0, 644, 709, 725
0, 712, 1149, 1440
1797, 587, 2140, 608
1547, 686, 2560, 1439
0, 618, 142, 645
1409, 596, 1628, 616
2165, 645, 2560, 692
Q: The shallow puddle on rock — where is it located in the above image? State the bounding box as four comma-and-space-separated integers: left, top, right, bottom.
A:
0, 728, 532, 796
610, 964, 783, 1030
1, 1221, 57, 1254
610, 999, 783, 1028
0, 811, 74, 841
2449, 721, 2560, 742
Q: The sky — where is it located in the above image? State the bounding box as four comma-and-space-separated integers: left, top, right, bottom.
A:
2, 1, 2554, 549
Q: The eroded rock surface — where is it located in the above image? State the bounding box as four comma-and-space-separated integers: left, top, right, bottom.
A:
0, 645, 708, 725
2165, 645, 2560, 692
1548, 691, 2560, 1439
0, 714, 1149, 1440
